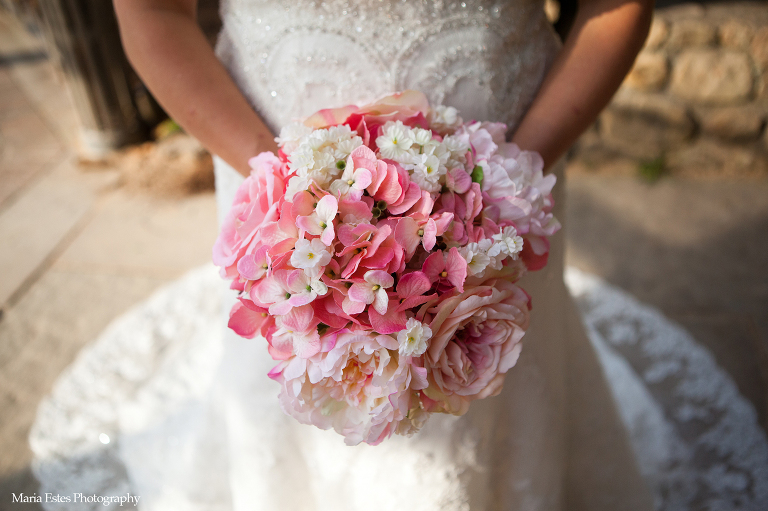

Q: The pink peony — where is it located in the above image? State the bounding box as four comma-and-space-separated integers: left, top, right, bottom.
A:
421, 280, 530, 415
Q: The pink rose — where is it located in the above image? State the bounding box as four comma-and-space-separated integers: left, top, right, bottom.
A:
212, 152, 287, 276
422, 280, 530, 415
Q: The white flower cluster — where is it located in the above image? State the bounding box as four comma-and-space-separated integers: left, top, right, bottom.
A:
277, 123, 364, 199
458, 226, 524, 278
427, 105, 464, 134
375, 121, 470, 193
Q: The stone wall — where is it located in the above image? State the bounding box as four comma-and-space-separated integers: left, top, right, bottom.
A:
576, 2, 768, 176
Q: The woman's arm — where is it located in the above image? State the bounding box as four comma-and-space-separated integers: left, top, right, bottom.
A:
511, 0, 655, 168
113, 0, 276, 176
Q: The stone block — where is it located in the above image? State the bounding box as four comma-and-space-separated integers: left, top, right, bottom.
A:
624, 52, 668, 91
719, 20, 754, 50
697, 106, 766, 140
764, 122, 768, 147
758, 69, 768, 103
660, 3, 706, 22
751, 26, 768, 71
599, 91, 694, 160
667, 138, 766, 176
644, 17, 669, 50
670, 50, 753, 104
598, 110, 661, 159
666, 19, 716, 50
611, 89, 694, 127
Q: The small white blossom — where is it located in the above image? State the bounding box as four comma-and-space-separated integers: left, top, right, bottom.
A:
299, 195, 338, 245
479, 238, 504, 271
409, 127, 434, 146
329, 164, 372, 199
291, 238, 332, 270
334, 138, 363, 159
489, 226, 524, 259
289, 270, 329, 305
406, 153, 443, 193
285, 175, 310, 201
423, 140, 451, 165
286, 126, 363, 189
429, 105, 463, 133
397, 318, 432, 357
459, 242, 492, 277
442, 134, 470, 156
275, 123, 314, 154
376, 121, 414, 161
288, 146, 315, 173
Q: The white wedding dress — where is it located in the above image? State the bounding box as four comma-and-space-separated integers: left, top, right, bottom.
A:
29, 1, 670, 509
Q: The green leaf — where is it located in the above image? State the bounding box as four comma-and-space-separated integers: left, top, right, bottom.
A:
470, 165, 484, 184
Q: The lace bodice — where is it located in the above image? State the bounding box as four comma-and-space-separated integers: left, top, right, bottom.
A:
216, 0, 561, 133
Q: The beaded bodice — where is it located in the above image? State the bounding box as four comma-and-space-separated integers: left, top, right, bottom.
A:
216, 0, 561, 133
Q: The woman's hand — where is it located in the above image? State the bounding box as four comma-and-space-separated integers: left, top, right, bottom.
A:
511, 0, 655, 169
113, 0, 276, 176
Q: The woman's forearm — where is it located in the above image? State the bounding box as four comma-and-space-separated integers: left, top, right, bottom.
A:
512, 0, 654, 168
113, 0, 276, 175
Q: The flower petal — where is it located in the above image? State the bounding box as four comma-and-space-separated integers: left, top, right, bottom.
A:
353, 168, 373, 190
293, 331, 322, 358
348, 282, 375, 304
364, 270, 394, 288
280, 304, 315, 333
422, 251, 445, 283
396, 271, 431, 298
394, 217, 420, 255
315, 194, 339, 222
445, 247, 468, 292
342, 295, 367, 315
369, 307, 408, 334
373, 288, 389, 315
253, 275, 287, 304
421, 218, 437, 251
320, 223, 336, 246
227, 302, 264, 338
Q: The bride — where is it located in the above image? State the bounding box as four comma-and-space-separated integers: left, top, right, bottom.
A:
36, 0, 656, 509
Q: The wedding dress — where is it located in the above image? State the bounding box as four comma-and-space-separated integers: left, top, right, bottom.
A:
28, 1, 660, 509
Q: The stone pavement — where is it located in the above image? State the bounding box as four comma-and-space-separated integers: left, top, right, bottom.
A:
0, 9, 767, 511
0, 14, 217, 511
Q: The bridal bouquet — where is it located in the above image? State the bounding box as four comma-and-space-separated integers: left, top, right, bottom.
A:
213, 91, 560, 445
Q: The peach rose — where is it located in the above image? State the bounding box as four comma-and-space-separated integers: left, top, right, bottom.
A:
422, 279, 530, 415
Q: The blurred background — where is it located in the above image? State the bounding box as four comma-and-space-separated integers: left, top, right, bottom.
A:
0, 0, 766, 509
